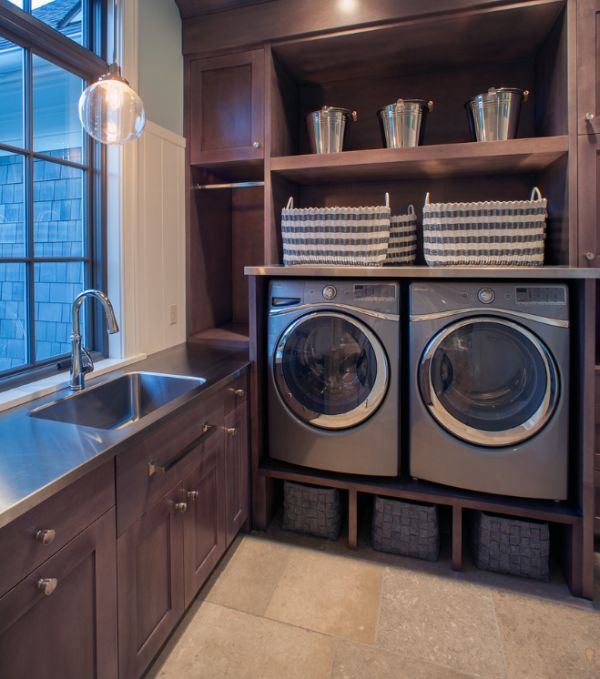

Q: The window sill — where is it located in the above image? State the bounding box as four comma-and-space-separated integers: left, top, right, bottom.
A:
0, 354, 147, 414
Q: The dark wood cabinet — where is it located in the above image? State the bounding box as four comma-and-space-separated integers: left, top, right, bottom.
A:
224, 398, 249, 545
117, 485, 185, 679
578, 0, 600, 135
578, 134, 600, 266
188, 49, 265, 165
0, 508, 118, 679
182, 429, 227, 604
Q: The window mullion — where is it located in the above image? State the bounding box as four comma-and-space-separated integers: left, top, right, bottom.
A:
24, 46, 35, 368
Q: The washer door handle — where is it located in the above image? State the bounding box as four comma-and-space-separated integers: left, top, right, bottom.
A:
419, 354, 433, 405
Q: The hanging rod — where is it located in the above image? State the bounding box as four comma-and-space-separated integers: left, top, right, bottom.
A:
193, 181, 265, 190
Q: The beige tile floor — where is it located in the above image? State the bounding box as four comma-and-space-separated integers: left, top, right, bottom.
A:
148, 524, 600, 679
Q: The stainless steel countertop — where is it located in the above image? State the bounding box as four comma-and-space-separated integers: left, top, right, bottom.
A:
0, 342, 250, 530
244, 265, 600, 279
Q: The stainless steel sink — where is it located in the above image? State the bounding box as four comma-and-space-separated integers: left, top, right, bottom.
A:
29, 372, 206, 430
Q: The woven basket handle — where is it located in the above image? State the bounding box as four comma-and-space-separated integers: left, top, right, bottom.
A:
407, 204, 415, 215
530, 186, 543, 201
424, 192, 431, 207
385, 192, 390, 208
286, 196, 294, 209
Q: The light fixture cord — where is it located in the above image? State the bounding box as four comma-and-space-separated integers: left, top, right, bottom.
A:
112, 0, 119, 67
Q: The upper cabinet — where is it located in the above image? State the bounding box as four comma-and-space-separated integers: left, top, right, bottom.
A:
188, 49, 265, 167
578, 0, 600, 134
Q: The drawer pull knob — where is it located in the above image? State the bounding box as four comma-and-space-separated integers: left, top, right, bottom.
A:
187, 490, 199, 501
234, 388, 245, 398
37, 578, 58, 596
252, 141, 261, 149
585, 112, 595, 122
174, 501, 188, 513
585, 251, 596, 261
225, 427, 237, 436
35, 529, 56, 545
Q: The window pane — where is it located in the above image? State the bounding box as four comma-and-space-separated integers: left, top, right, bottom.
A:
6, 1, 24, 9
0, 263, 27, 372
0, 39, 24, 148
33, 0, 84, 46
0, 153, 25, 258
34, 159, 84, 257
32, 54, 83, 161
35, 261, 83, 361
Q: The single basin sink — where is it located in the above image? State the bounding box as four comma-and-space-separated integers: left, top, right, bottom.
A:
29, 371, 206, 430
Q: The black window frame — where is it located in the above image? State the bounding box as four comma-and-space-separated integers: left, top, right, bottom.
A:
0, 0, 109, 390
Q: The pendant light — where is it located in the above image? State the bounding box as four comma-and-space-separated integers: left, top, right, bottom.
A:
78, 0, 146, 144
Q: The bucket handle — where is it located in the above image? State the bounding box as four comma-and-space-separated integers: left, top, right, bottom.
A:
427, 100, 434, 112
285, 196, 294, 209
530, 186, 542, 201
523, 90, 530, 103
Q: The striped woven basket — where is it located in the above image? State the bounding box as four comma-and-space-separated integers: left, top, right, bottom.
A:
281, 196, 391, 266
422, 187, 547, 267
385, 205, 417, 265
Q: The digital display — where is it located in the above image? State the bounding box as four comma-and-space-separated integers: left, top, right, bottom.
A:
516, 287, 566, 304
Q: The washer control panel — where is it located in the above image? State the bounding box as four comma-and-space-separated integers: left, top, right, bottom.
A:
477, 287, 495, 304
322, 285, 337, 300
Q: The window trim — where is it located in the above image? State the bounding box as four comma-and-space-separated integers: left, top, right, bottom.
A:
0, 0, 109, 386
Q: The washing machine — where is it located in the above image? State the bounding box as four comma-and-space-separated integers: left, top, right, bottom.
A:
409, 282, 569, 500
268, 279, 400, 476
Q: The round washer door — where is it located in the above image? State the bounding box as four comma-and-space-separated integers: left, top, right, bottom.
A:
273, 311, 389, 430
419, 316, 559, 447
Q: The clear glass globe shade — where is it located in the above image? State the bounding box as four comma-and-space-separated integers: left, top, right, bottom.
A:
78, 77, 146, 144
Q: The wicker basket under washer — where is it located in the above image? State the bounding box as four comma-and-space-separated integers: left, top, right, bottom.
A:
422, 187, 547, 266
281, 196, 391, 266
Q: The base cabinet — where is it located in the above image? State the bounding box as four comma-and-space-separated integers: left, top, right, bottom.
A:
0, 508, 118, 679
225, 399, 249, 545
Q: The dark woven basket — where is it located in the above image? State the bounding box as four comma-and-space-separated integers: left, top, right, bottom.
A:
282, 481, 342, 540
372, 496, 439, 561
471, 512, 550, 581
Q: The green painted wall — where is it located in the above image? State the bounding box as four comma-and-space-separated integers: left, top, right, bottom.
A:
138, 0, 183, 136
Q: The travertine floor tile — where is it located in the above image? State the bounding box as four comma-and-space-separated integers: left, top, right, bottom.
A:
204, 535, 294, 615
377, 567, 506, 679
265, 549, 383, 644
494, 590, 600, 679
150, 601, 337, 679
331, 639, 479, 679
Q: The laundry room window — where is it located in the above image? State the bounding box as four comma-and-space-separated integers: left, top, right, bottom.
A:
0, 0, 106, 386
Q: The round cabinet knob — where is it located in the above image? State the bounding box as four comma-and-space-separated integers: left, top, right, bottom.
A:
585, 112, 595, 122
322, 285, 337, 300
35, 528, 56, 545
174, 501, 188, 514
477, 287, 495, 304
187, 490, 199, 501
233, 388, 245, 398
37, 577, 58, 596
252, 141, 261, 149
225, 427, 237, 437
585, 251, 596, 261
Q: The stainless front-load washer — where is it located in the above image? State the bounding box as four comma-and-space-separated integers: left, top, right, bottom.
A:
409, 282, 569, 499
268, 279, 400, 476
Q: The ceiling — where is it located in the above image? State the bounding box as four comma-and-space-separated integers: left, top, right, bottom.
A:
174, 0, 275, 20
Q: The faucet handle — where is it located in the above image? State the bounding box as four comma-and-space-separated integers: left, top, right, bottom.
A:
81, 347, 94, 374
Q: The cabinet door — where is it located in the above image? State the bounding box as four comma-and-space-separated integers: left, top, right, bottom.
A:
578, 134, 600, 266
182, 428, 227, 605
117, 486, 185, 679
188, 49, 265, 164
224, 399, 250, 545
0, 509, 117, 679
578, 0, 600, 134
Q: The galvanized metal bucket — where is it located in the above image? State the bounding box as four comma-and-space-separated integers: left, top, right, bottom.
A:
378, 99, 433, 148
307, 106, 357, 153
466, 87, 529, 142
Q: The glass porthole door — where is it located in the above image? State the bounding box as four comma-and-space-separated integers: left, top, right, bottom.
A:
273, 312, 389, 430
419, 317, 559, 447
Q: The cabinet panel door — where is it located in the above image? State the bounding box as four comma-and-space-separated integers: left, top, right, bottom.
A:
189, 49, 265, 164
225, 399, 249, 545
182, 428, 227, 605
117, 486, 185, 679
578, 0, 600, 134
578, 134, 600, 266
0, 508, 117, 679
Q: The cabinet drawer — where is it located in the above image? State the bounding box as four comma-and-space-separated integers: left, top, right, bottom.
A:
223, 371, 248, 415
0, 461, 114, 597
116, 396, 224, 535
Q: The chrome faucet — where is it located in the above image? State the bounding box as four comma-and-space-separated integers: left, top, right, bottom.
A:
69, 289, 119, 391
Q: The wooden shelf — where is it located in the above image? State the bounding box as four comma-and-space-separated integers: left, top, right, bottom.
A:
260, 461, 582, 525
188, 323, 249, 344
270, 137, 569, 184
191, 158, 264, 184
